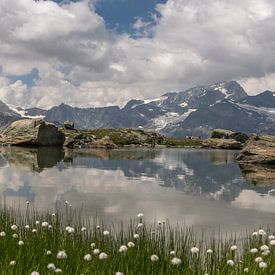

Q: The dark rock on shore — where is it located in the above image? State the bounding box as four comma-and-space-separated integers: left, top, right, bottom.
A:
0, 119, 65, 147
211, 129, 249, 143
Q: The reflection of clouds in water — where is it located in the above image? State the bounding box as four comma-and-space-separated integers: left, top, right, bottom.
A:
232, 190, 275, 214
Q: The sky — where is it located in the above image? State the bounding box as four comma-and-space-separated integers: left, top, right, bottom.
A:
0, 0, 275, 109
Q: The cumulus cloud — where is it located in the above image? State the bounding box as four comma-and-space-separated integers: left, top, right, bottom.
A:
0, 0, 275, 108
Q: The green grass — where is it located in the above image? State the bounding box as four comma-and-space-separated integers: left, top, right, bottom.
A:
0, 204, 274, 274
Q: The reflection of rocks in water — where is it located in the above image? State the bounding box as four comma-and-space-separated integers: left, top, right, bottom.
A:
0, 147, 64, 172
239, 163, 275, 186
209, 150, 239, 165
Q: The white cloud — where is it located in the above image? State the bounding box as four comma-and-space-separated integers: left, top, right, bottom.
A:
0, 0, 275, 108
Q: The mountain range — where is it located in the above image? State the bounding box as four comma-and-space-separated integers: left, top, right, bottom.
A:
0, 80, 275, 137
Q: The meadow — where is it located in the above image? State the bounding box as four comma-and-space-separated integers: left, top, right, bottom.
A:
0, 202, 274, 274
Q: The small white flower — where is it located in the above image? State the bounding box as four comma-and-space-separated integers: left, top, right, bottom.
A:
191, 247, 199, 254
32, 229, 37, 233
42, 222, 49, 227
255, 257, 263, 263
259, 262, 267, 268
25, 225, 30, 229
206, 249, 213, 254
84, 254, 92, 261
150, 254, 159, 262
81, 227, 87, 232
103, 230, 110, 236
52, 213, 56, 217
258, 229, 266, 236
91, 243, 96, 248
9, 260, 16, 266
98, 252, 108, 260
133, 234, 139, 239
170, 250, 176, 256
57, 250, 67, 259
46, 250, 52, 255
96, 225, 100, 230
244, 268, 249, 273
55, 268, 62, 273
26, 201, 30, 205
252, 231, 259, 237
137, 213, 144, 218
93, 249, 100, 255
65, 226, 75, 234
11, 225, 17, 230
48, 225, 52, 229
12, 234, 18, 239
171, 257, 181, 265
227, 260, 234, 266
260, 245, 269, 251
30, 272, 39, 275
47, 263, 56, 271
262, 250, 270, 256
157, 220, 162, 226
65, 200, 69, 204
270, 239, 275, 246
250, 248, 258, 253
268, 235, 275, 240
35, 221, 40, 225
0, 231, 6, 237
230, 245, 237, 251
18, 240, 24, 246
127, 242, 135, 248
115, 272, 124, 275
119, 245, 128, 253
137, 223, 143, 228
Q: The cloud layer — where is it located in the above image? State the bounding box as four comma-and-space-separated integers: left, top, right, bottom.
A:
0, 0, 275, 108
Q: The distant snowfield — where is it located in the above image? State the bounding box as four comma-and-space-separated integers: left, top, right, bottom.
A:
237, 103, 275, 119
7, 104, 45, 119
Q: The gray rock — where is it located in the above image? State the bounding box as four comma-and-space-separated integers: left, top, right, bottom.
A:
0, 119, 65, 147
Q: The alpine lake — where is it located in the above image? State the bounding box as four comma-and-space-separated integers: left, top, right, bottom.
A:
0, 146, 275, 235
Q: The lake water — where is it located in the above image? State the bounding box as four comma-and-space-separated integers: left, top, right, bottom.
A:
0, 147, 275, 234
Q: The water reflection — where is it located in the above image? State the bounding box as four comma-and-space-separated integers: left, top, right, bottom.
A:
0, 147, 274, 232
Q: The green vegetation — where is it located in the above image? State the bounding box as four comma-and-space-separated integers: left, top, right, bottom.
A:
0, 205, 274, 274
163, 137, 203, 148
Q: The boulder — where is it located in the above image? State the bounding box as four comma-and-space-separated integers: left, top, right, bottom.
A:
0, 119, 65, 147
202, 138, 243, 149
64, 120, 74, 130
211, 129, 249, 143
236, 135, 275, 164
90, 136, 118, 149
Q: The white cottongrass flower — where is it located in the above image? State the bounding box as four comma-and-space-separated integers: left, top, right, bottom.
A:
98, 252, 108, 260
42, 222, 49, 227
65, 200, 69, 204
133, 234, 139, 239
270, 239, 275, 246
11, 225, 17, 230
18, 240, 24, 246
170, 251, 176, 256
259, 262, 267, 269
32, 229, 37, 233
35, 221, 40, 225
137, 223, 143, 228
103, 230, 110, 236
252, 231, 258, 237
250, 248, 258, 253
57, 251, 67, 259
25, 225, 30, 229
260, 245, 269, 251
206, 249, 213, 254
244, 268, 249, 273
30, 272, 39, 275
115, 272, 124, 275
47, 263, 56, 271
81, 227, 87, 232
84, 254, 92, 261
52, 213, 56, 217
262, 250, 270, 256
157, 220, 162, 226
127, 242, 135, 248
150, 255, 159, 262
119, 245, 128, 253
66, 226, 75, 234
48, 225, 52, 229
227, 260, 234, 266
0, 231, 6, 237
9, 260, 16, 266
12, 234, 18, 239
258, 229, 266, 236
268, 235, 275, 240
46, 250, 52, 255
191, 247, 199, 254
26, 201, 30, 205
171, 257, 182, 265
255, 257, 263, 263
55, 268, 62, 273
96, 225, 100, 230
230, 245, 237, 251
91, 243, 96, 248
93, 249, 100, 255
137, 213, 144, 218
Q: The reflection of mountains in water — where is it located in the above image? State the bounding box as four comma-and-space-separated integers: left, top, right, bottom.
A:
0, 147, 273, 202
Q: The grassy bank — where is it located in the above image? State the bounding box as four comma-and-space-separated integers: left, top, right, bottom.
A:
0, 205, 274, 274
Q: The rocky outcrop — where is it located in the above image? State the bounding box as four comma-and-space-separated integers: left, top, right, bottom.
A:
236, 135, 275, 164
211, 129, 249, 143
202, 138, 243, 149
64, 120, 74, 130
0, 119, 65, 147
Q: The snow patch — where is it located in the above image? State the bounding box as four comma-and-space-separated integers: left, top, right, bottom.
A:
7, 104, 45, 119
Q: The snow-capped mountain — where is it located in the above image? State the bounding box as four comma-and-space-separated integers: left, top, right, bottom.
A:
0, 80, 274, 137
